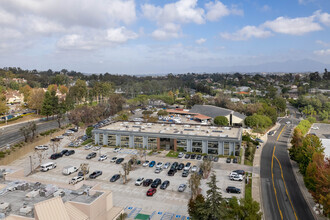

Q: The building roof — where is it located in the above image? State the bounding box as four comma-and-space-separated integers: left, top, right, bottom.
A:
166, 109, 196, 115
190, 105, 246, 120
65, 202, 89, 220
193, 114, 212, 120
34, 196, 71, 220
237, 91, 249, 95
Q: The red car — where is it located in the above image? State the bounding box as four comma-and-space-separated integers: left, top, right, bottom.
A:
146, 188, 157, 196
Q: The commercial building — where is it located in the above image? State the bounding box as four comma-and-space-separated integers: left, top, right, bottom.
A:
93, 122, 242, 156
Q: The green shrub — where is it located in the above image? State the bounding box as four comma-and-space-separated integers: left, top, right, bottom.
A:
40, 128, 58, 136
214, 116, 228, 126
166, 150, 179, 157
307, 116, 316, 124
82, 139, 93, 145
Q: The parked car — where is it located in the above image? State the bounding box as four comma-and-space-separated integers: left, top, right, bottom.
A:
116, 158, 124, 164
171, 162, 178, 170
178, 152, 184, 158
286, 121, 291, 124
255, 138, 264, 143
143, 161, 150, 167
184, 162, 191, 171
182, 170, 189, 177
168, 169, 176, 176
213, 157, 219, 162
146, 188, 157, 196
268, 130, 275, 136
62, 166, 78, 175
60, 149, 68, 156
143, 179, 153, 187
78, 170, 89, 176
191, 165, 198, 172
85, 145, 93, 150
135, 177, 144, 186
226, 186, 241, 194
149, 161, 156, 168
93, 146, 101, 151
98, 155, 107, 161
226, 158, 231, 163
177, 163, 184, 170
198, 169, 204, 177
160, 180, 170, 190
113, 148, 122, 153
86, 152, 97, 159
231, 170, 245, 176
233, 158, 238, 163
50, 153, 62, 160
151, 178, 162, 188
203, 155, 208, 160
230, 174, 244, 181
155, 167, 163, 174
110, 157, 117, 163
35, 145, 48, 150
163, 162, 171, 169
196, 155, 202, 160
156, 162, 163, 168
110, 174, 120, 182
65, 150, 75, 156
69, 176, 84, 185
41, 162, 56, 172
89, 171, 102, 179
184, 154, 190, 159
178, 184, 187, 192
191, 154, 196, 159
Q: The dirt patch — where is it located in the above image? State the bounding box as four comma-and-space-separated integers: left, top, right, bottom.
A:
0, 128, 68, 165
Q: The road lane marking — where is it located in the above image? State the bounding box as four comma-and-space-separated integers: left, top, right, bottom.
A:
274, 155, 298, 220
271, 125, 286, 220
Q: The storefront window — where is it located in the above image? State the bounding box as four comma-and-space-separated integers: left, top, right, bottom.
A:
148, 137, 157, 150
134, 136, 143, 148
177, 139, 187, 151
108, 135, 116, 147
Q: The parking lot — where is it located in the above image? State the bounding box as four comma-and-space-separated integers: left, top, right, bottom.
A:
8, 134, 247, 218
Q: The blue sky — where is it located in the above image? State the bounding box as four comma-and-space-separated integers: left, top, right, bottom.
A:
0, 0, 329, 74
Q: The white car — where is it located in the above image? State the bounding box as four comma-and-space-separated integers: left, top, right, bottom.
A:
98, 155, 107, 161
85, 145, 93, 150
35, 145, 48, 150
93, 146, 101, 151
135, 177, 144, 186
229, 172, 238, 178
184, 162, 191, 171
191, 165, 198, 172
156, 162, 163, 168
230, 174, 244, 181
155, 167, 163, 173
178, 152, 184, 158
69, 176, 84, 185
178, 184, 187, 192
311, 126, 319, 130
143, 161, 150, 167
163, 162, 171, 169
286, 121, 291, 124
113, 148, 122, 153
110, 157, 117, 163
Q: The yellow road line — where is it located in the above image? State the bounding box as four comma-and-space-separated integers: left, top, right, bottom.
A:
274, 156, 298, 220
271, 125, 286, 220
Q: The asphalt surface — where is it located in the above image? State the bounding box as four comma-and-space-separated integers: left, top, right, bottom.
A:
0, 118, 68, 148
260, 115, 315, 220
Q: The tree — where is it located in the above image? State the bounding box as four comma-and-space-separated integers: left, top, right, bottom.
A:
47, 84, 58, 93
27, 88, 45, 114
117, 213, 128, 220
200, 160, 212, 179
121, 162, 132, 184
273, 97, 286, 113
203, 173, 227, 219
59, 85, 68, 94
228, 197, 262, 220
41, 91, 53, 120
20, 126, 31, 142
289, 128, 303, 160
19, 85, 32, 102
214, 116, 228, 126
188, 172, 202, 200
0, 100, 9, 115
86, 127, 93, 137
55, 102, 66, 128
188, 194, 206, 220
29, 122, 37, 140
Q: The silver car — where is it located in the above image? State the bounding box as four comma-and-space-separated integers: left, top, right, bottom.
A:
178, 184, 187, 192
163, 162, 171, 169
155, 167, 163, 173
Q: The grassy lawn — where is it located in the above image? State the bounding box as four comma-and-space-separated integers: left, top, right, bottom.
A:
166, 150, 179, 157
81, 139, 93, 145
245, 172, 252, 200
244, 159, 253, 166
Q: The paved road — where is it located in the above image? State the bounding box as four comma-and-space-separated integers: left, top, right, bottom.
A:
260, 116, 315, 220
0, 119, 68, 148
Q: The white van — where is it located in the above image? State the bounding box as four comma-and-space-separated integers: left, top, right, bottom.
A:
62, 166, 78, 175
40, 162, 56, 172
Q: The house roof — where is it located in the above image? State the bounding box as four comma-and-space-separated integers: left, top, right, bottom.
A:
237, 91, 249, 95
166, 109, 197, 115
193, 114, 211, 120
190, 105, 246, 120
65, 202, 88, 220
34, 196, 70, 220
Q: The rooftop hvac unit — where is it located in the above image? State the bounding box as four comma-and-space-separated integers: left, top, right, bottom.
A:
19, 204, 33, 216
25, 189, 39, 198
0, 202, 11, 213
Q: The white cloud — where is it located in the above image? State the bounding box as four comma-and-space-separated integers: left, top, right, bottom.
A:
298, 0, 315, 5
314, 10, 330, 26
221, 26, 272, 41
316, 40, 330, 47
314, 49, 330, 56
260, 5, 271, 12
152, 23, 181, 40
106, 27, 138, 43
205, 1, 230, 21
196, 38, 206, 44
263, 16, 322, 35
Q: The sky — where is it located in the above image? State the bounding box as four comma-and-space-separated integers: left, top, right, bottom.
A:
0, 0, 330, 74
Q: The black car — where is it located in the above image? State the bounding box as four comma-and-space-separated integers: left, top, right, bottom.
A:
110, 174, 120, 182
151, 178, 162, 188
50, 153, 62, 160
196, 155, 202, 160
198, 169, 203, 177
226, 186, 241, 194
116, 158, 124, 164
143, 179, 153, 187
226, 158, 231, 163
60, 149, 68, 156
233, 158, 238, 163
191, 154, 196, 159
78, 170, 89, 176
89, 171, 102, 179
171, 162, 178, 170
65, 150, 75, 156
86, 152, 97, 159
184, 154, 190, 159
168, 169, 176, 176
177, 163, 184, 170
182, 170, 189, 177
160, 180, 170, 189
213, 157, 219, 162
